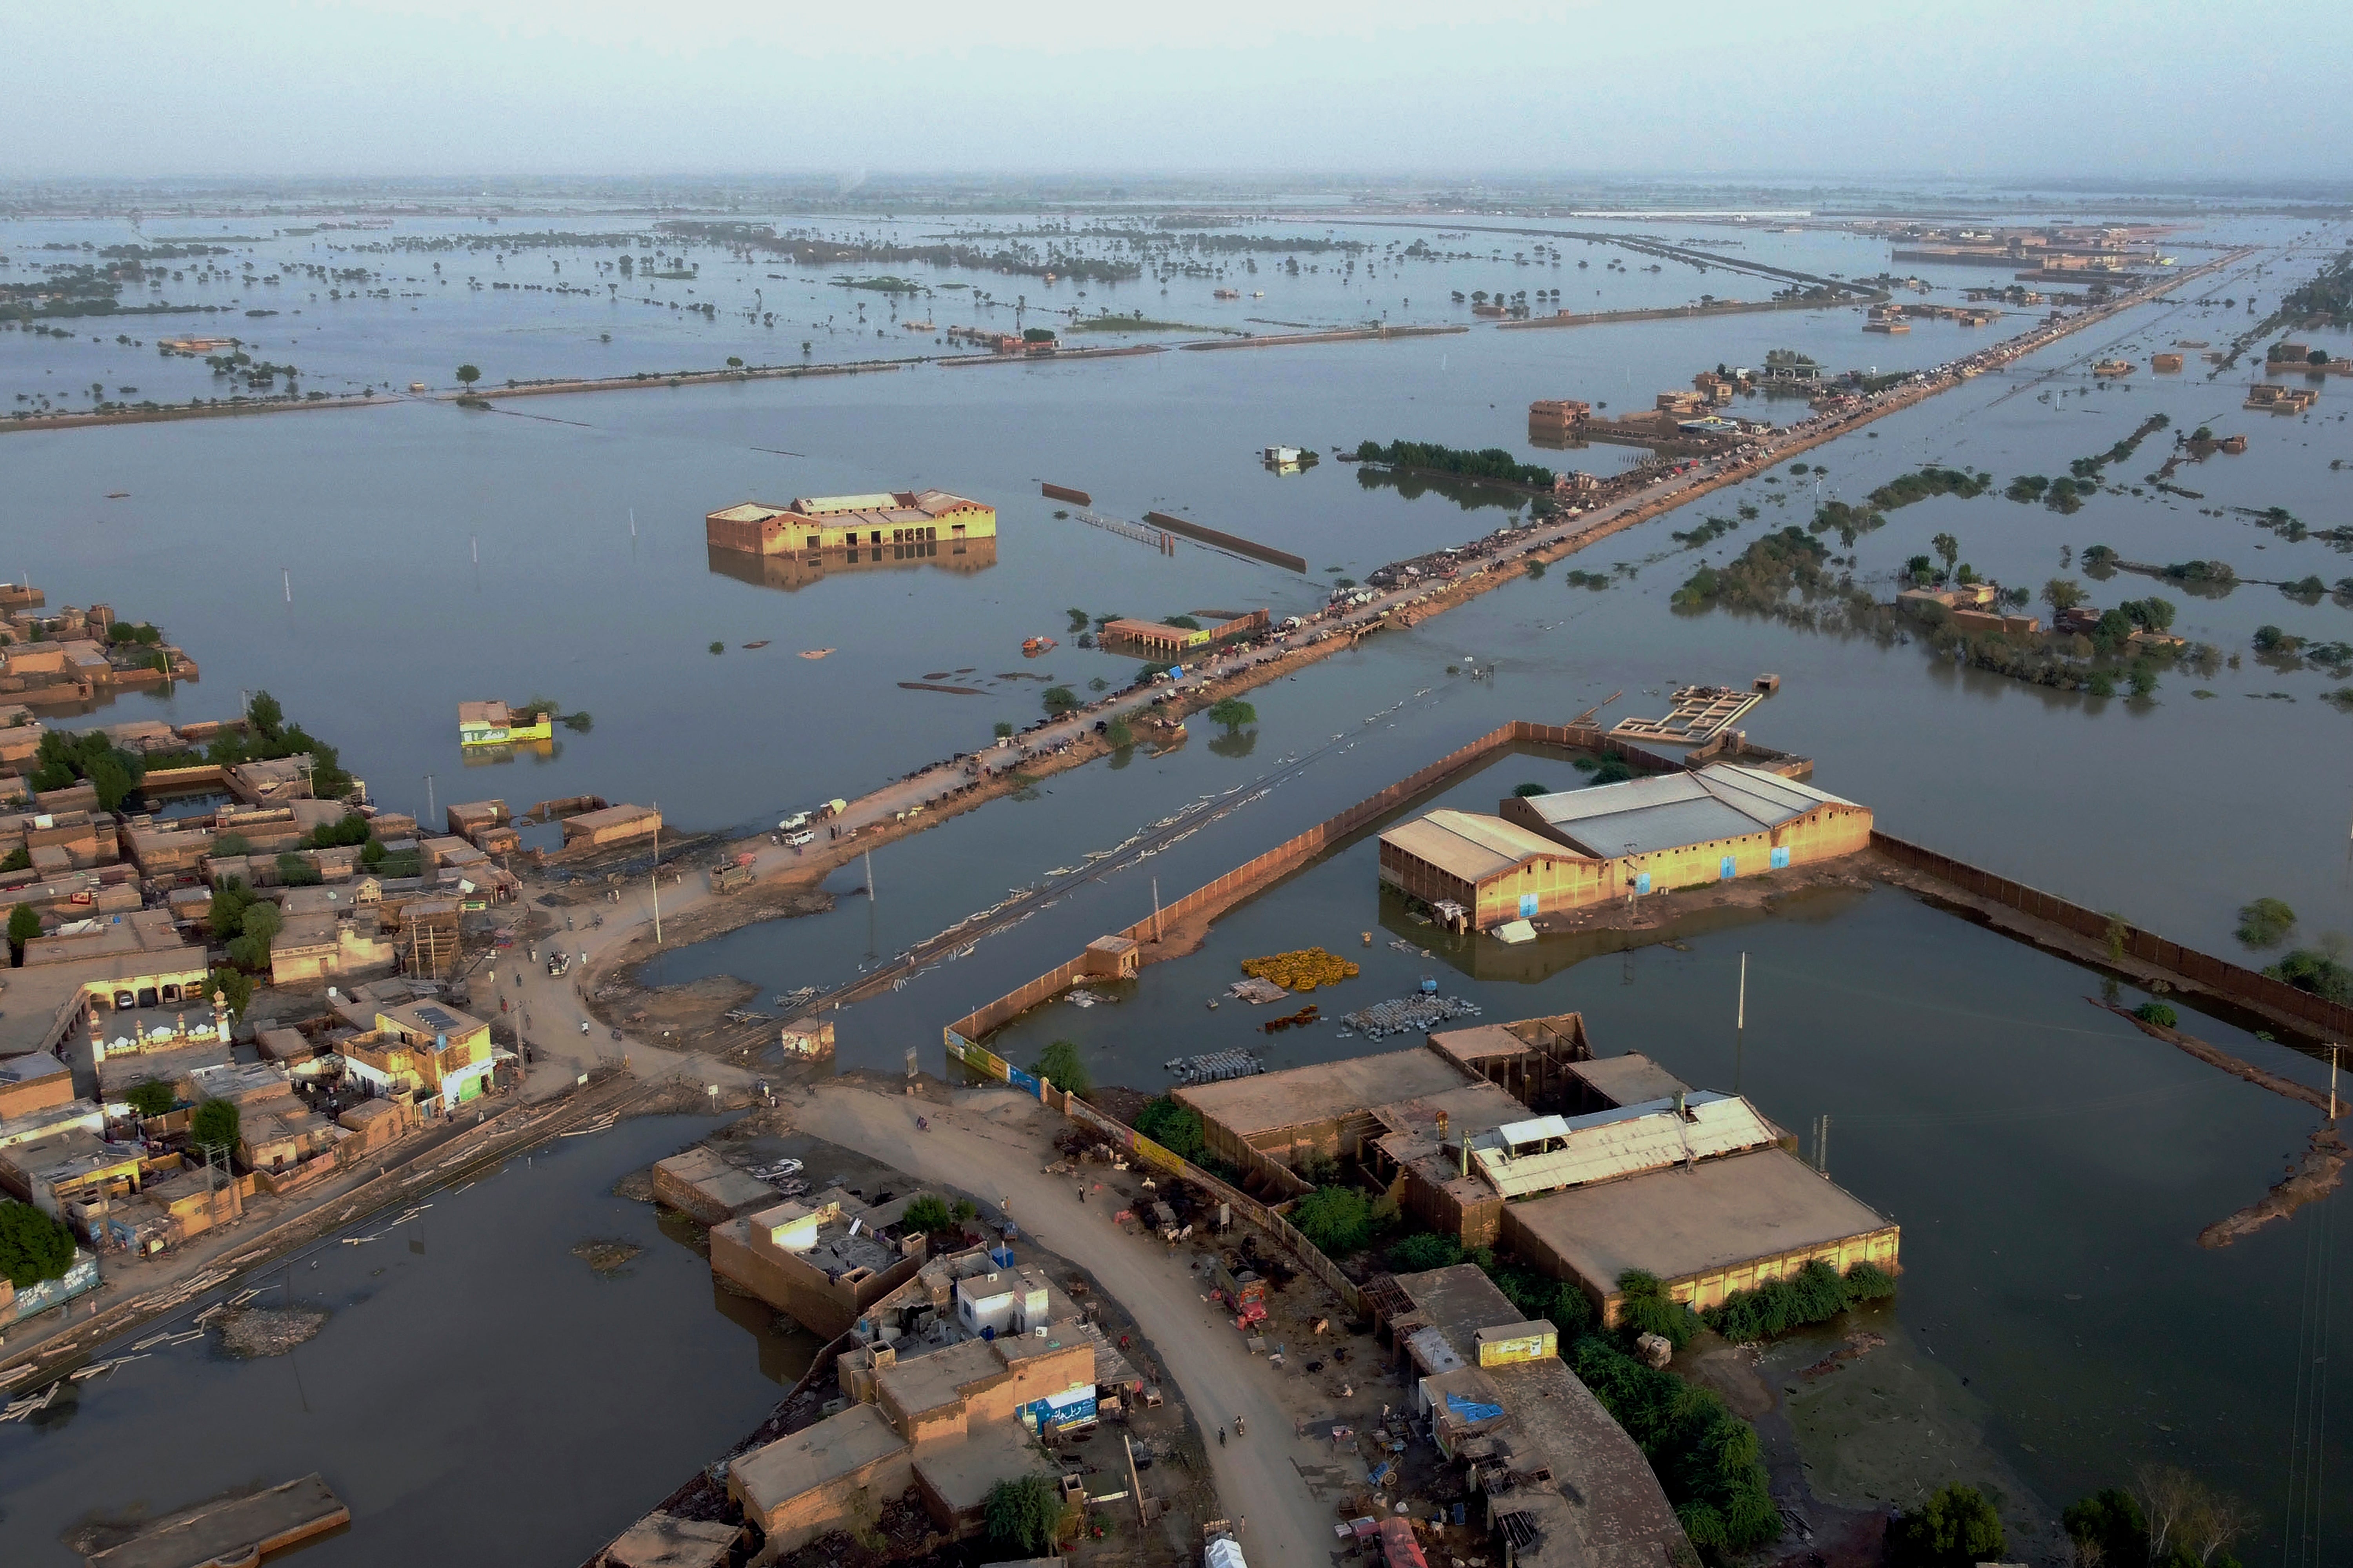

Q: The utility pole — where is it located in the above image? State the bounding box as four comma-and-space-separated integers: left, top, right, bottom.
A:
1735, 952, 1747, 1093
2331, 1045, 2340, 1123
1152, 877, 1162, 943
864, 849, 874, 904
1819, 1114, 1830, 1177
424, 774, 435, 830
650, 809, 663, 945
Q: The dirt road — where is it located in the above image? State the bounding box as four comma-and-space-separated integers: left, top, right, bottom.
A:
810, 1081, 1351, 1568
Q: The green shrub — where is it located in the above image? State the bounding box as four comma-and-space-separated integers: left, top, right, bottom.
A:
2134, 1001, 2179, 1028
1701, 1259, 1891, 1342
1571, 1332, 1778, 1550
1887, 1483, 2005, 1568
1387, 1232, 1464, 1272
125, 1080, 177, 1119
2268, 948, 2353, 1003
1133, 1096, 1204, 1161
1617, 1270, 1700, 1348
2235, 896, 2297, 949
1292, 1187, 1372, 1255
901, 1194, 955, 1234
984, 1473, 1068, 1554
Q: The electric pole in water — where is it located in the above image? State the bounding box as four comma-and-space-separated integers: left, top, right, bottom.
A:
650, 809, 662, 945
1735, 952, 1747, 1093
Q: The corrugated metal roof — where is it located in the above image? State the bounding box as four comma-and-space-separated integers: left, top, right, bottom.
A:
1520, 764, 1856, 858
1379, 810, 1562, 885
1471, 1091, 1778, 1199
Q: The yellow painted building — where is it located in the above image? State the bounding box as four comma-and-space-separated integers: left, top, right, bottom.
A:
1378, 764, 1873, 927
706, 491, 996, 559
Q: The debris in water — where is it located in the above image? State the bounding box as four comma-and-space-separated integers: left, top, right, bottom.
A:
216, 1306, 332, 1358
573, 1238, 644, 1274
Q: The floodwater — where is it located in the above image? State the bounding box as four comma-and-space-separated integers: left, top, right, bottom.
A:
971, 742, 2350, 1548
0, 1116, 813, 1568
7, 203, 2353, 1557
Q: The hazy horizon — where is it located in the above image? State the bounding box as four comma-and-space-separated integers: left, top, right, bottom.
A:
4, 0, 2345, 186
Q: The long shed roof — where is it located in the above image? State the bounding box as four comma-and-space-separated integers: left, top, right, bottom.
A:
1516, 764, 1857, 858
1380, 809, 1568, 884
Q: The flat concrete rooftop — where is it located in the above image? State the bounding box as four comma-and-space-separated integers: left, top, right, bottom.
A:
1175, 1045, 1469, 1137
1511, 1146, 1891, 1290
733, 1403, 908, 1514
913, 1418, 1048, 1516
1565, 1052, 1690, 1110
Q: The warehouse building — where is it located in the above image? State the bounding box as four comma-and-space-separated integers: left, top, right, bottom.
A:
1503, 1146, 1901, 1326
706, 491, 996, 559
1378, 763, 1871, 927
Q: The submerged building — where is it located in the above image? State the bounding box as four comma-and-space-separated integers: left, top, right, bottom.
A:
1378, 763, 1873, 927
706, 491, 996, 568
1180, 1012, 1899, 1323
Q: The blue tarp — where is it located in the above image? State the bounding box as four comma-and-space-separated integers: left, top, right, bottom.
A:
1445, 1392, 1506, 1423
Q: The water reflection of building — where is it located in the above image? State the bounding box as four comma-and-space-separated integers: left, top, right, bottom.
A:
706, 534, 997, 592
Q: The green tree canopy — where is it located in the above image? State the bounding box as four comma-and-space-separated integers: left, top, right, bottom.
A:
901, 1194, 955, 1234
7, 900, 40, 963
1615, 1269, 1700, 1348
1388, 1232, 1464, 1272
1887, 1483, 2005, 1568
1208, 698, 1257, 732
2042, 577, 2086, 612
191, 1098, 240, 1159
984, 1474, 1067, 1554
125, 1079, 177, 1119
1041, 686, 1079, 714
456, 363, 482, 389
1031, 1039, 1090, 1095
0, 1199, 76, 1287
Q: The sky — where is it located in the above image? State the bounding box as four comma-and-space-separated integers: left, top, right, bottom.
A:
2, 0, 2345, 185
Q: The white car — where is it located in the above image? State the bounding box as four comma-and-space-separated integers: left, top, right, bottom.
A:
778, 812, 811, 832
785, 830, 816, 847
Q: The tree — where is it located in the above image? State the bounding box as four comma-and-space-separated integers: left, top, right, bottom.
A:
1887, 1484, 2005, 1568
7, 900, 40, 965
1589, 756, 1634, 786
2043, 578, 2086, 612
726, 356, 744, 369
1292, 1187, 1372, 1255
1031, 1039, 1090, 1095
901, 1194, 955, 1234
1105, 717, 1133, 747
1513, 782, 1549, 797
2235, 896, 2297, 949
455, 363, 481, 392
992, 721, 1014, 740
0, 1199, 76, 1287
1931, 532, 1960, 576
209, 966, 254, 1021
2064, 1488, 2145, 1568
191, 1098, 240, 1159
1133, 1096, 1203, 1160
1208, 698, 1257, 733
125, 1079, 177, 1119
1041, 686, 1078, 714
2132, 1465, 2248, 1568
984, 1474, 1067, 1554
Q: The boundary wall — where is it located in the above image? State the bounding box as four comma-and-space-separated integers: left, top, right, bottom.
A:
1873, 832, 2353, 1039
